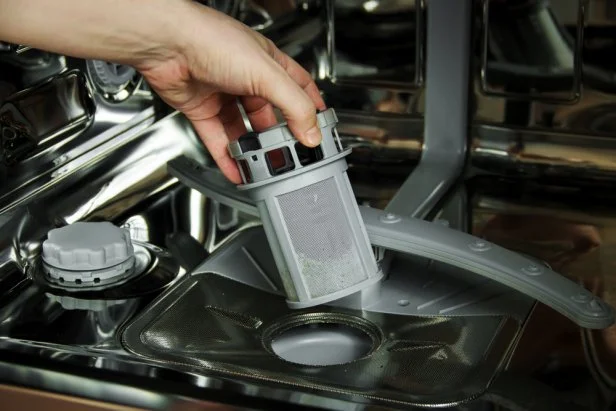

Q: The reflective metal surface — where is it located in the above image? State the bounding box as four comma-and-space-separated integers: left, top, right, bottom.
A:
1, 0, 616, 410
0, 51, 154, 210
325, 0, 424, 89
480, 0, 586, 104
0, 69, 95, 166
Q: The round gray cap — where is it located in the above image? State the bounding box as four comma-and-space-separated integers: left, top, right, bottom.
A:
42, 222, 134, 271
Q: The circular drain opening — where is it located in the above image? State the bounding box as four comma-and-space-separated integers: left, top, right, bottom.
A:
265, 314, 381, 367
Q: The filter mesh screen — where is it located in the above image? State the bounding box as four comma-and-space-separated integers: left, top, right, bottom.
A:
277, 178, 367, 298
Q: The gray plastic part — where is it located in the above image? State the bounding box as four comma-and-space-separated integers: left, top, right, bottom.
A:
191, 225, 535, 320
384, 0, 472, 219
42, 222, 134, 270
180, 185, 531, 319
229, 109, 340, 186
229, 108, 339, 159
242, 151, 382, 309
195, 227, 285, 294
335, 255, 536, 320
360, 206, 615, 329
227, 108, 382, 309
45, 294, 128, 311
168, 156, 259, 217
43, 257, 136, 287
168, 156, 616, 328
41, 221, 137, 288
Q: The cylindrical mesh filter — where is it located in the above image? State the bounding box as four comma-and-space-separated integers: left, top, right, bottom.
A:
228, 108, 382, 308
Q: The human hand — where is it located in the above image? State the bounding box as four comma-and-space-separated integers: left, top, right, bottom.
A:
0, 0, 326, 183
134, 2, 326, 183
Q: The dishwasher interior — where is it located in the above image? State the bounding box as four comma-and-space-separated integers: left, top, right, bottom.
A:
2, 1, 616, 410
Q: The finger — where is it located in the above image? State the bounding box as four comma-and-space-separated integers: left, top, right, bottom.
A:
218, 98, 248, 141
190, 116, 242, 184
256, 61, 322, 147
241, 96, 277, 131
269, 45, 326, 110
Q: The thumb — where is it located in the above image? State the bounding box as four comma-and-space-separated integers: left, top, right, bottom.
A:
257, 65, 322, 147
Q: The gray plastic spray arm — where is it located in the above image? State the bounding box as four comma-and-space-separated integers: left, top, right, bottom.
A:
167, 156, 615, 329
360, 206, 614, 329
168, 156, 260, 217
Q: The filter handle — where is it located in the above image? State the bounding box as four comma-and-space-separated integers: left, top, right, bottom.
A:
167, 156, 615, 329
360, 206, 614, 329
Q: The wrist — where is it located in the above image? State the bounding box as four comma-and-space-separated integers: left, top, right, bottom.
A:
0, 0, 192, 71
120, 0, 194, 70
160, 2, 222, 63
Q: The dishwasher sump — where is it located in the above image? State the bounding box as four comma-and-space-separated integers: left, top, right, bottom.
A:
121, 226, 527, 408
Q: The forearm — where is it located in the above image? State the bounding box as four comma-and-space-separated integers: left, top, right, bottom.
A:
0, 0, 187, 66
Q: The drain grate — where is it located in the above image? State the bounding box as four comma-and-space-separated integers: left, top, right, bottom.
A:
122, 273, 522, 407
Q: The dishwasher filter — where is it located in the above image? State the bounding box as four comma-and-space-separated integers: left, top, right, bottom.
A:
227, 108, 382, 308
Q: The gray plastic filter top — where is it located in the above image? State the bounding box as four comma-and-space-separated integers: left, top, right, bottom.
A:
228, 108, 383, 308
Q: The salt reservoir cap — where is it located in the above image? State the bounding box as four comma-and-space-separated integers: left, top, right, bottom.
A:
42, 222, 134, 271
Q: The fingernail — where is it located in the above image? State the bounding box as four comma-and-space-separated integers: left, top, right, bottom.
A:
305, 126, 322, 147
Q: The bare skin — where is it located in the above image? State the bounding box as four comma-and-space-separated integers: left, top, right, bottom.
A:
0, 0, 326, 183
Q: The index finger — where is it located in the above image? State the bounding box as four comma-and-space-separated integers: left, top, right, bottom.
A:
268, 43, 326, 110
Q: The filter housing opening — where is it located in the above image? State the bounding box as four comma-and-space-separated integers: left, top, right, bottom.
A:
265, 314, 381, 367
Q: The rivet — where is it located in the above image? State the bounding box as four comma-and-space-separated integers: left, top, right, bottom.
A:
380, 213, 401, 224
571, 293, 591, 303
468, 239, 491, 252
588, 299, 606, 313
522, 264, 543, 276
